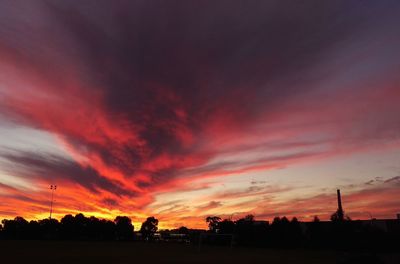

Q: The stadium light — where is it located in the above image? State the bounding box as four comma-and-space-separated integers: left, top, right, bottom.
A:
49, 185, 57, 219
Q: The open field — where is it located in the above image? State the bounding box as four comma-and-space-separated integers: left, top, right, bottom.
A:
0, 241, 399, 264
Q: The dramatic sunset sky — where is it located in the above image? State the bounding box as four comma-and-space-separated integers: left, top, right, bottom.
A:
0, 0, 399, 229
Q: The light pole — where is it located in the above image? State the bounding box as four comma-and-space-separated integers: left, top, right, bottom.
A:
49, 185, 57, 219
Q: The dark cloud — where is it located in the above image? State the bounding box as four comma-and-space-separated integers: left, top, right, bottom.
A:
196, 201, 222, 211
213, 185, 293, 200
384, 176, 400, 184
41, 0, 392, 122
0, 182, 19, 192
101, 198, 119, 207
0, 150, 134, 197
364, 180, 375, 186
251, 180, 266, 185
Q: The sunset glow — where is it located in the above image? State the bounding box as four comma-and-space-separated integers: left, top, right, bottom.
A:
1, 1, 400, 230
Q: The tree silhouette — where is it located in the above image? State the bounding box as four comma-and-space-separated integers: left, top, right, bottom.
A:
289, 217, 303, 246
235, 214, 262, 246
270, 216, 294, 247
140, 216, 158, 241
243, 214, 254, 222
280, 216, 289, 224
206, 216, 221, 233
39, 218, 59, 239
218, 219, 235, 234
114, 216, 134, 240
330, 210, 343, 221
177, 226, 189, 234
60, 214, 76, 239
331, 210, 352, 222
1, 217, 29, 239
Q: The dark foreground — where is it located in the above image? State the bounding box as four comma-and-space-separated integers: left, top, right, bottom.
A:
1, 241, 399, 264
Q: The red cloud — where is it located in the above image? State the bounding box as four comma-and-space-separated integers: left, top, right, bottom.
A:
1, 1, 400, 228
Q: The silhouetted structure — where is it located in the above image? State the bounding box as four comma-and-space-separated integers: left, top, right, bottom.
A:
331, 189, 349, 221
336, 189, 344, 221
49, 185, 57, 219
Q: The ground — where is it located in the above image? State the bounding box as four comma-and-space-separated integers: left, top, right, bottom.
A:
0, 240, 399, 264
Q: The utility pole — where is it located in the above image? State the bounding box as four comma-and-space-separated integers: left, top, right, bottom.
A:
49, 185, 57, 219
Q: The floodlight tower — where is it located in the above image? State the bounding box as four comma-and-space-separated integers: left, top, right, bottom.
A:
49, 185, 57, 219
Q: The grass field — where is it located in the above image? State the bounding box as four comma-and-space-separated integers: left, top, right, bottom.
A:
1, 240, 399, 264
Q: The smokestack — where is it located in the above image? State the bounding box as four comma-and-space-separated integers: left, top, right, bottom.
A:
337, 189, 344, 221
337, 189, 343, 211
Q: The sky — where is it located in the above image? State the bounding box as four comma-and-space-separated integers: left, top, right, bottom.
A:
0, 0, 400, 229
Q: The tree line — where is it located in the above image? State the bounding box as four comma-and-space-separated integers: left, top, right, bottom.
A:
1, 213, 399, 251
0, 214, 158, 241
203, 214, 399, 250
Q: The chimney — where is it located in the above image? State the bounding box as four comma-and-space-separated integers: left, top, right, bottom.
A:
337, 189, 344, 221
337, 189, 343, 211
